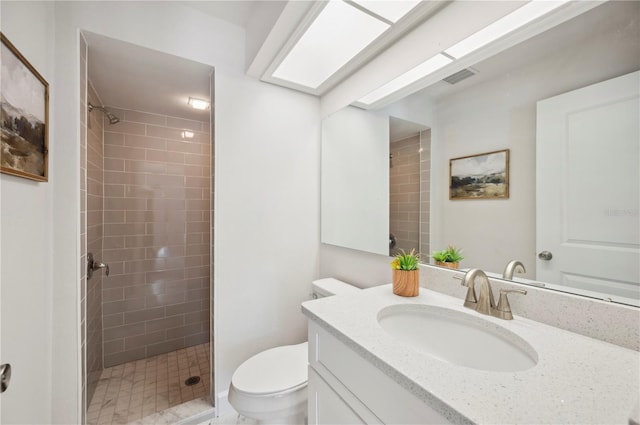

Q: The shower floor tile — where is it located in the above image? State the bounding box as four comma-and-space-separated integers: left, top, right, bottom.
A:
87, 342, 211, 425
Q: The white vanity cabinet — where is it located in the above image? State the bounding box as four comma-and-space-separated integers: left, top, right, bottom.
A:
307, 321, 453, 425
303, 286, 640, 424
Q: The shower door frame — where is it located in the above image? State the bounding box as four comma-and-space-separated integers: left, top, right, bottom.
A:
78, 30, 217, 423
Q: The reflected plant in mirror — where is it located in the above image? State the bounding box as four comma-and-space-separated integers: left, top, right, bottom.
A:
431, 246, 464, 269
320, 1, 640, 307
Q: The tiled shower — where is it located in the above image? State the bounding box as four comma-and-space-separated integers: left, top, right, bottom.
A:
100, 108, 210, 368
389, 129, 431, 256
80, 33, 212, 424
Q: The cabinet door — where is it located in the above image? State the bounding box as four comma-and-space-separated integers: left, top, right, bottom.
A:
309, 368, 366, 425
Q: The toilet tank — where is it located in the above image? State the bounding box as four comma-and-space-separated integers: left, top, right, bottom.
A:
311, 278, 360, 299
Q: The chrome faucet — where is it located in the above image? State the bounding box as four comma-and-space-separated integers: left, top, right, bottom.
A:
503, 260, 526, 280
460, 268, 496, 315
459, 268, 527, 320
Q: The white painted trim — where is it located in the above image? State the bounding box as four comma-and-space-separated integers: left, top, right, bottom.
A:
246, 1, 315, 78
216, 389, 235, 418
75, 27, 85, 425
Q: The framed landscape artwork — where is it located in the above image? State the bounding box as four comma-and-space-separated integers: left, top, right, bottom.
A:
1, 32, 49, 182
450, 149, 509, 200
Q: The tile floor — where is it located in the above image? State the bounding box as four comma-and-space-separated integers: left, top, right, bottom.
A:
87, 342, 211, 424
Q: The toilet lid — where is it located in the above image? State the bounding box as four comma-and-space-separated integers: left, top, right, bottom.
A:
232, 342, 308, 395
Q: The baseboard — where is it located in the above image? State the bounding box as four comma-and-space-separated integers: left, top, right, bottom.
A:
216, 389, 235, 417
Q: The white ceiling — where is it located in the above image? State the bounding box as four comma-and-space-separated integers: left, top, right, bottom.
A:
182, 0, 262, 28
84, 31, 213, 121
389, 116, 428, 143
83, 1, 272, 121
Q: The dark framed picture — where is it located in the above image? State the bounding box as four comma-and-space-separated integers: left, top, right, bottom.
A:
1, 32, 49, 182
450, 149, 509, 200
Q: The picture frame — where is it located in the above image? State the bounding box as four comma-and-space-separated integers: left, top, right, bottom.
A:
450, 149, 509, 200
1, 32, 49, 182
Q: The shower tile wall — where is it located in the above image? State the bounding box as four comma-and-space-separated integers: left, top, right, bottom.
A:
101, 109, 211, 367
390, 134, 421, 255
419, 129, 431, 257
86, 82, 105, 403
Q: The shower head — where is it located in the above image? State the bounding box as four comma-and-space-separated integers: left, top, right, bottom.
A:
87, 102, 120, 125
104, 111, 120, 125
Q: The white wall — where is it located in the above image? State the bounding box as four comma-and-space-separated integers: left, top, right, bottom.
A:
2, 2, 319, 423
0, 2, 55, 423
214, 73, 319, 408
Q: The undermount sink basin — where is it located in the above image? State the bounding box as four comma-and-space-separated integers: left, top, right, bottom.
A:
377, 304, 538, 372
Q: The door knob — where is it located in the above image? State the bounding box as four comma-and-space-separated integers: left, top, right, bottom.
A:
87, 252, 109, 280
538, 251, 553, 261
1, 363, 11, 393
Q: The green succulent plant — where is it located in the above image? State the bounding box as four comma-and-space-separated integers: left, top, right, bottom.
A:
431, 245, 464, 263
391, 249, 420, 271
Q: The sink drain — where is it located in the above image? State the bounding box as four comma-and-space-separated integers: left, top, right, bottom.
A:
185, 376, 201, 386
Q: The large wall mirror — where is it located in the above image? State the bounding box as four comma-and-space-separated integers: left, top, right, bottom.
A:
321, 1, 640, 307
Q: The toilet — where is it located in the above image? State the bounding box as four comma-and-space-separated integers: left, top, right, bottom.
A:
228, 278, 360, 424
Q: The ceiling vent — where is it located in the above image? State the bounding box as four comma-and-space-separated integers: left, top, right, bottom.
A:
442, 67, 478, 85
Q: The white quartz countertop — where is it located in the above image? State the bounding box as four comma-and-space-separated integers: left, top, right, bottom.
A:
301, 285, 640, 424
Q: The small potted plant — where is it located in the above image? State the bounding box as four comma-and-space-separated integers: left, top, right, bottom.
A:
431, 245, 464, 269
390, 249, 420, 297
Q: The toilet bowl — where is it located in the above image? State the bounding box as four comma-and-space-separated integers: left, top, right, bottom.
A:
228, 342, 308, 424
228, 278, 359, 424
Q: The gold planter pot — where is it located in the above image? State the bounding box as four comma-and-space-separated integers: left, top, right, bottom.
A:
392, 269, 419, 297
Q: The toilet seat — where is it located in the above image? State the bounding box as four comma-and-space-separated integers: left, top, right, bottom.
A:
231, 342, 308, 396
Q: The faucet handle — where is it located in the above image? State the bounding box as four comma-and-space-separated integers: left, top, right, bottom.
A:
495, 289, 527, 320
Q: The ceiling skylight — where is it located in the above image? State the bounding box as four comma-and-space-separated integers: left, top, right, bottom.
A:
444, 0, 569, 59
358, 54, 453, 105
351, 0, 422, 23
272, 1, 389, 89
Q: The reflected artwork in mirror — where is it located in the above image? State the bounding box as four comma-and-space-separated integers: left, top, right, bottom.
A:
320, 1, 640, 307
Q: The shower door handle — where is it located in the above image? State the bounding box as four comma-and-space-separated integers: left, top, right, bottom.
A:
87, 252, 109, 280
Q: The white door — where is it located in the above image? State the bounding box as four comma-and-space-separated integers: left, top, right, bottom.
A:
536, 71, 640, 305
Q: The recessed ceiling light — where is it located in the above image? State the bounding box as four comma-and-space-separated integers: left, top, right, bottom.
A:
272, 1, 389, 89
445, 0, 569, 59
188, 97, 210, 110
181, 131, 194, 139
358, 54, 453, 105
351, 0, 421, 23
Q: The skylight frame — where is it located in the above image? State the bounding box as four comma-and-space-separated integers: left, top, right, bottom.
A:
357, 54, 453, 106
350, 0, 422, 24
444, 0, 570, 59
271, 0, 390, 89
